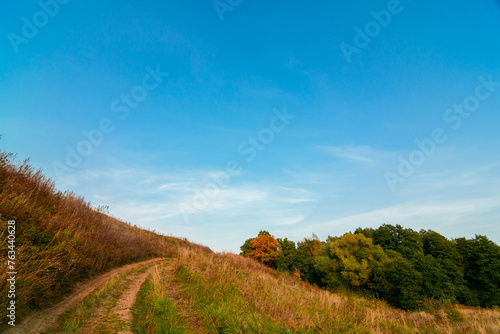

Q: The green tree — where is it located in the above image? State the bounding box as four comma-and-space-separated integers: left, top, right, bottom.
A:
296, 234, 323, 283
240, 238, 253, 256
360, 224, 424, 260
419, 229, 466, 301
421, 230, 463, 275
315, 233, 386, 290
354, 227, 374, 240
412, 253, 450, 301
276, 238, 299, 272
370, 251, 423, 310
455, 235, 500, 307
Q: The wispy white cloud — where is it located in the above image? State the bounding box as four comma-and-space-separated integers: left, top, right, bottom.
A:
401, 163, 500, 199
333, 199, 498, 225
322, 145, 375, 162
318, 145, 396, 165
57, 165, 318, 247
298, 196, 500, 242
274, 215, 306, 226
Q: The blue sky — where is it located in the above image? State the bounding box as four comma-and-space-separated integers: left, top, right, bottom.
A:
1, 0, 500, 252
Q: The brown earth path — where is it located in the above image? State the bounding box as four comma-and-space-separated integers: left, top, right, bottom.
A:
114, 268, 152, 334
5, 258, 163, 334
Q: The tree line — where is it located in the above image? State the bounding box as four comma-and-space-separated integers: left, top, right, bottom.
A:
240, 225, 500, 310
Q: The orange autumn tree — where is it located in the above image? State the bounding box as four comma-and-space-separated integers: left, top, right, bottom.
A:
245, 231, 282, 268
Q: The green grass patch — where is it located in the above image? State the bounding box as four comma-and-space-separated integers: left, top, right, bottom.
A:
131, 276, 191, 333
174, 265, 297, 333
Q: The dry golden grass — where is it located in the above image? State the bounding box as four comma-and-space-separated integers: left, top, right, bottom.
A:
172, 245, 500, 333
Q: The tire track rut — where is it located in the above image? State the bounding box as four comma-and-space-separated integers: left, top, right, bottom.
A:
5, 258, 162, 334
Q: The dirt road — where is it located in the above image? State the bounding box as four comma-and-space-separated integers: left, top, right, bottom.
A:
5, 258, 163, 334
113, 268, 152, 334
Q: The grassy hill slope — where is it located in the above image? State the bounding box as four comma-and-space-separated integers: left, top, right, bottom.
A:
130, 246, 500, 333
0, 153, 205, 332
